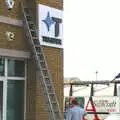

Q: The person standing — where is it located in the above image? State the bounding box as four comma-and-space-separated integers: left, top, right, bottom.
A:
66, 98, 86, 120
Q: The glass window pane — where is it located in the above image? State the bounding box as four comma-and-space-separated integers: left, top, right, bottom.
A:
0, 59, 4, 76
8, 60, 25, 77
7, 80, 24, 120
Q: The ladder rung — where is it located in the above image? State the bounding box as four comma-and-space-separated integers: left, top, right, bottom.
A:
51, 101, 57, 104
49, 93, 56, 95
32, 36, 39, 41
42, 69, 47, 72
35, 45, 40, 47
33, 37, 38, 39
26, 14, 30, 17
30, 29, 35, 32
39, 61, 45, 64
36, 52, 42, 55
41, 67, 47, 70
35, 53, 41, 57
54, 111, 59, 113
45, 84, 51, 86
28, 21, 34, 25
43, 76, 49, 79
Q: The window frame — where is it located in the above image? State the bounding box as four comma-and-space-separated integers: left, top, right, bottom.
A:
0, 58, 26, 120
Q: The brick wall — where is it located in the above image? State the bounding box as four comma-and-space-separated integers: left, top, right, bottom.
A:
0, 23, 29, 51
36, 0, 63, 10
25, 1, 64, 119
26, 47, 64, 120
26, 59, 37, 120
0, 0, 23, 19
0, 0, 63, 120
35, 46, 64, 120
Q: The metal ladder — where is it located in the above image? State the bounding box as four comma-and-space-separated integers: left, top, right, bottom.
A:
21, 4, 62, 120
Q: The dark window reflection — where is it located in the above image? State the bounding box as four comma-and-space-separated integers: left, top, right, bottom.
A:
7, 80, 24, 120
8, 60, 25, 77
0, 59, 4, 76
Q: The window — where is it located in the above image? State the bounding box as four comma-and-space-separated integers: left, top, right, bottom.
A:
0, 58, 26, 120
7, 80, 24, 120
0, 59, 4, 76
8, 60, 25, 77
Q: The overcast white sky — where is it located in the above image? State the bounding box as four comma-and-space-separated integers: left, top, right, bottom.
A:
64, 0, 120, 81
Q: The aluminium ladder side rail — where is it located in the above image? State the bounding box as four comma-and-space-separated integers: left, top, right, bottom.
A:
20, 3, 62, 120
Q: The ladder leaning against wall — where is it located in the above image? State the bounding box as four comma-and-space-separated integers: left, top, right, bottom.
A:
20, 3, 62, 120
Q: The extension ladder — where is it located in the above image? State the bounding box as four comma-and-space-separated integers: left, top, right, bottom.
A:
21, 4, 62, 120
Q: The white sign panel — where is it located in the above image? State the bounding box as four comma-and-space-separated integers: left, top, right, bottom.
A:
85, 96, 120, 113
37, 4, 63, 48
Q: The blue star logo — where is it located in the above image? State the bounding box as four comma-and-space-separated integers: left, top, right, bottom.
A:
42, 12, 54, 31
